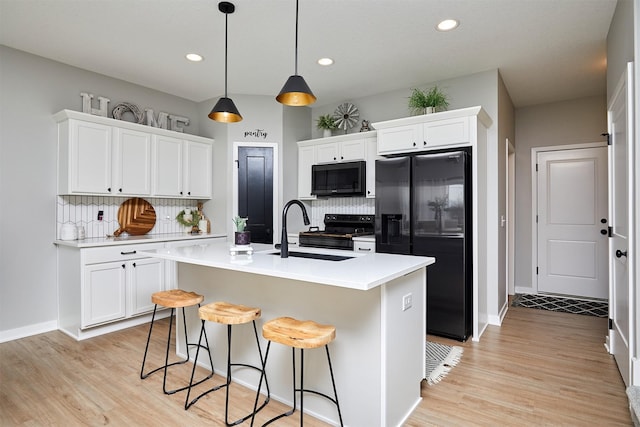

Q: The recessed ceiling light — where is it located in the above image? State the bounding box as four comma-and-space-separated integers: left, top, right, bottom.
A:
186, 53, 204, 62
437, 19, 459, 31
317, 57, 334, 66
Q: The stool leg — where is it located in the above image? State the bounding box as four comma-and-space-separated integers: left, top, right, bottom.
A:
300, 348, 304, 427
325, 345, 344, 427
185, 319, 214, 408
250, 341, 272, 427
140, 304, 159, 379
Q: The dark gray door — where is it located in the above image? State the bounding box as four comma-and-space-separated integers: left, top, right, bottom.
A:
238, 146, 273, 244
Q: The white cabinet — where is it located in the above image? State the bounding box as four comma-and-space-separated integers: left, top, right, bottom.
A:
152, 134, 183, 197
183, 140, 212, 198
297, 144, 317, 200
113, 127, 152, 195
58, 242, 166, 337
81, 244, 165, 328
297, 131, 377, 199
353, 238, 375, 253
364, 135, 378, 198
152, 136, 212, 199
58, 119, 113, 194
375, 112, 471, 155
55, 110, 213, 199
316, 138, 366, 163
83, 261, 127, 326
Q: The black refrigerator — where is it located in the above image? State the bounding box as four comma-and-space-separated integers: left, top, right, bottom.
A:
375, 148, 472, 341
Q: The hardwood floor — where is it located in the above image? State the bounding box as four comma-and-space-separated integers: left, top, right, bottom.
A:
0, 305, 631, 426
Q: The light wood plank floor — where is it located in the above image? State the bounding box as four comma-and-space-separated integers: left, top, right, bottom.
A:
0, 305, 631, 426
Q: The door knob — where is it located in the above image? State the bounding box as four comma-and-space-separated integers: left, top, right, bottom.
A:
600, 229, 608, 235
616, 249, 628, 258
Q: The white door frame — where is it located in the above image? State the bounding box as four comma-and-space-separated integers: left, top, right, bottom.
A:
232, 141, 280, 241
507, 140, 515, 296
530, 141, 608, 295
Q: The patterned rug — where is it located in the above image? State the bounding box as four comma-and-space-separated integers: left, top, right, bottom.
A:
512, 294, 608, 318
425, 341, 463, 385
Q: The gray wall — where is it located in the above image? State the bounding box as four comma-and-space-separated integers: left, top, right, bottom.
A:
0, 46, 202, 338
513, 95, 607, 293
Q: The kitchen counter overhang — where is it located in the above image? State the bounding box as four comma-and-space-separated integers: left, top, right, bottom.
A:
138, 241, 434, 291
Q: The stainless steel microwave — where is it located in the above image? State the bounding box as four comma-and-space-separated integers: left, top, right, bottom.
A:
311, 161, 366, 197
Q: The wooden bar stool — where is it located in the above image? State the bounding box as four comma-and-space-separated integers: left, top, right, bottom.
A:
252, 316, 343, 427
185, 301, 270, 425
140, 289, 214, 395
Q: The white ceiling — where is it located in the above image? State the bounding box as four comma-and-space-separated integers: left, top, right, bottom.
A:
0, 0, 617, 108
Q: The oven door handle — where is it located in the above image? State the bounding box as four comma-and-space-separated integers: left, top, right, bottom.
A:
308, 226, 320, 232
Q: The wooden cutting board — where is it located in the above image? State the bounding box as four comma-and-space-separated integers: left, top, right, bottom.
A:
113, 198, 156, 237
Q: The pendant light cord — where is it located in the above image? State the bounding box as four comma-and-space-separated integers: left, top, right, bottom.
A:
294, 0, 299, 76
224, 11, 228, 97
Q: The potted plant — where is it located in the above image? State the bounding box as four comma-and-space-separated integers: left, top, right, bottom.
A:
233, 216, 250, 246
316, 114, 338, 137
408, 86, 449, 115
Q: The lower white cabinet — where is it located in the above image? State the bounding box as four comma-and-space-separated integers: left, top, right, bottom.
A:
81, 244, 165, 328
58, 242, 166, 339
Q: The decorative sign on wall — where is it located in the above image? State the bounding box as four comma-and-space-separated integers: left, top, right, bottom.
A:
80, 92, 190, 132
244, 129, 269, 139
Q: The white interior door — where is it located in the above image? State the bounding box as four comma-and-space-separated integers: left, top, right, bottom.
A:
536, 147, 608, 299
608, 62, 634, 387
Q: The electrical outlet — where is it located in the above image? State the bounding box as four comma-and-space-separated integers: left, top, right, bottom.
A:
402, 293, 413, 311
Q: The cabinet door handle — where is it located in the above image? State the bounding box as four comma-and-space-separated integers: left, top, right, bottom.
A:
333, 157, 337, 160
118, 188, 122, 193
423, 141, 427, 146
357, 247, 372, 252
180, 191, 183, 195
108, 187, 111, 192
121, 250, 137, 255
188, 191, 191, 195
412, 142, 417, 147
121, 263, 125, 269
133, 262, 136, 267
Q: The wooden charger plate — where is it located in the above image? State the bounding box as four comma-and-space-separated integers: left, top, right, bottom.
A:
113, 198, 156, 237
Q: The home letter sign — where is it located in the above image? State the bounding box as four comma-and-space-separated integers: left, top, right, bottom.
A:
81, 92, 110, 117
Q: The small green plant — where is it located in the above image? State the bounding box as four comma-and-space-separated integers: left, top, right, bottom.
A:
232, 216, 248, 232
316, 114, 338, 130
408, 86, 449, 115
176, 209, 200, 227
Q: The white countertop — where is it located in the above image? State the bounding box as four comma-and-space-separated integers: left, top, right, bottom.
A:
140, 240, 434, 291
54, 232, 226, 248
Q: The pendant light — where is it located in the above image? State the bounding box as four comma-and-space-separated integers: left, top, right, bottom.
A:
209, 1, 242, 122
276, 0, 316, 106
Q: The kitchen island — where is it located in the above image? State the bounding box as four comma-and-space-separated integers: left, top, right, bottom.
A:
141, 241, 434, 427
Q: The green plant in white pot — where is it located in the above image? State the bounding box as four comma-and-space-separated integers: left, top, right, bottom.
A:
316, 114, 338, 137
233, 216, 250, 246
408, 86, 449, 115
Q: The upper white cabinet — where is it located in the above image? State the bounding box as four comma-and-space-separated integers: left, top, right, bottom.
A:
315, 138, 366, 163
374, 107, 487, 155
113, 127, 152, 195
297, 131, 377, 200
151, 136, 212, 198
297, 144, 317, 200
55, 110, 213, 199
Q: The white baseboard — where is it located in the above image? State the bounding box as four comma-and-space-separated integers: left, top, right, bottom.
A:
0, 320, 58, 343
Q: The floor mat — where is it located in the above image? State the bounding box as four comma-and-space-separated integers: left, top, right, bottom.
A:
425, 341, 463, 385
512, 294, 608, 317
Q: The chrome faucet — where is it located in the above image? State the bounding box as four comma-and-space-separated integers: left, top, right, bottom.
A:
280, 199, 310, 258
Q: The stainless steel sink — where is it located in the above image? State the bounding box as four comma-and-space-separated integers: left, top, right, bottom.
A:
270, 251, 354, 261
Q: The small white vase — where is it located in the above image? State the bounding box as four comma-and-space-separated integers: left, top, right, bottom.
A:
426, 107, 436, 114
323, 129, 332, 138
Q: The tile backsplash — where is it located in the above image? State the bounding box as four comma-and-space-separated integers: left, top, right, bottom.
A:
56, 195, 375, 239
308, 197, 375, 226
56, 196, 199, 239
